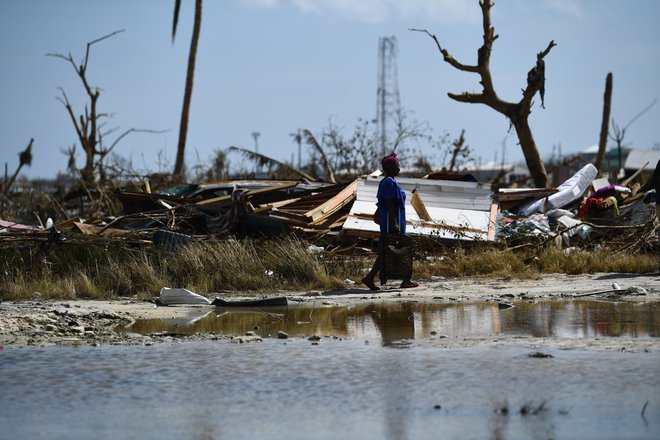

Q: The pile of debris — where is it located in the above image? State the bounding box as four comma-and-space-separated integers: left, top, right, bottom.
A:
497, 163, 658, 250
0, 161, 658, 253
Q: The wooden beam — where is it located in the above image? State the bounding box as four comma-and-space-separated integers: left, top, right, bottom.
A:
304, 180, 357, 222
195, 181, 299, 206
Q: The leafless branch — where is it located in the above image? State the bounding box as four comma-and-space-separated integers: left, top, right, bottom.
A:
624, 98, 657, 131
409, 28, 479, 73
83, 29, 125, 72
106, 128, 168, 156
56, 87, 85, 145
45, 52, 76, 66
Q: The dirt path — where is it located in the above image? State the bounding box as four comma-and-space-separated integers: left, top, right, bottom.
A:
1, 272, 658, 349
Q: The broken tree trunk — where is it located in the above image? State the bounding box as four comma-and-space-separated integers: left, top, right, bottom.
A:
511, 118, 547, 188
595, 73, 613, 173
412, 0, 555, 188
4, 138, 33, 196
173, 0, 203, 180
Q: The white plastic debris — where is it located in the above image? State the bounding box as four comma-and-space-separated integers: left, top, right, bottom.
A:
626, 286, 648, 295
158, 287, 211, 305
518, 164, 597, 216
546, 209, 576, 220
307, 245, 324, 254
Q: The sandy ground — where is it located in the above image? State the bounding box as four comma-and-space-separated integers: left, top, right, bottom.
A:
1, 272, 658, 349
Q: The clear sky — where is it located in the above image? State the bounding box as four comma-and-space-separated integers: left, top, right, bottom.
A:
1, 0, 659, 179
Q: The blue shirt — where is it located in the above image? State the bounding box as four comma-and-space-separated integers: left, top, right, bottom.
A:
377, 176, 406, 234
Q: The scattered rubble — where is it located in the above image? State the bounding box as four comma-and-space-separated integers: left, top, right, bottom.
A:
1, 160, 656, 253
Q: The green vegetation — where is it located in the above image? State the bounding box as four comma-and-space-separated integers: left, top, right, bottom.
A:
1, 235, 656, 301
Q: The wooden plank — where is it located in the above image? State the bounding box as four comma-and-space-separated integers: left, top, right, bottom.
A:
488, 203, 498, 241
311, 210, 349, 228
73, 222, 131, 236
498, 188, 557, 202
621, 161, 650, 187
304, 180, 357, 222
193, 193, 232, 207
411, 190, 431, 221
268, 210, 310, 222
267, 215, 312, 228
55, 218, 82, 229
196, 182, 299, 206
327, 214, 349, 229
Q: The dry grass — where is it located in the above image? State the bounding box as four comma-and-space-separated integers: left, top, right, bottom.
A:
0, 234, 656, 300
0, 235, 344, 300
533, 247, 658, 274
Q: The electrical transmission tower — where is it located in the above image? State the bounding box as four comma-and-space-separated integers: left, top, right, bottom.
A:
376, 36, 401, 153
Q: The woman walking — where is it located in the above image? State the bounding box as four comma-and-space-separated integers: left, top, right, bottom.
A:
361, 153, 418, 291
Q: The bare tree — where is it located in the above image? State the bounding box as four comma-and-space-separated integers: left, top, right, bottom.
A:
609, 98, 657, 176
595, 73, 613, 173
48, 31, 166, 192
412, 0, 556, 188
415, 129, 476, 174
2, 138, 33, 197
448, 129, 470, 173
172, 0, 203, 181
308, 108, 433, 180
47, 30, 126, 185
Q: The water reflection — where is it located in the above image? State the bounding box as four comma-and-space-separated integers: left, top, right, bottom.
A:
121, 300, 659, 345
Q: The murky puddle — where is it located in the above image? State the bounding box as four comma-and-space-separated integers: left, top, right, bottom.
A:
2, 300, 658, 439
121, 299, 659, 344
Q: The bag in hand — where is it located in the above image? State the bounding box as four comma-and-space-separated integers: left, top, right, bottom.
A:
379, 234, 413, 285
372, 207, 380, 225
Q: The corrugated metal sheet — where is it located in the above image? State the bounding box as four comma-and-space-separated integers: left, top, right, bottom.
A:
343, 175, 499, 241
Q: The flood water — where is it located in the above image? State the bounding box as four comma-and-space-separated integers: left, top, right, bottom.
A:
1, 300, 659, 440
123, 299, 660, 344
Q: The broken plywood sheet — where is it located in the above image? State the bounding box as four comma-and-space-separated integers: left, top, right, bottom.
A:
343, 175, 498, 241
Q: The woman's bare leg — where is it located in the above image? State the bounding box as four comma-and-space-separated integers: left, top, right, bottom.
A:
361, 256, 381, 291
400, 278, 418, 288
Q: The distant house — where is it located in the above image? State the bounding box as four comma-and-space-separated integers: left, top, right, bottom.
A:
462, 161, 530, 185
576, 144, 631, 172
623, 148, 660, 184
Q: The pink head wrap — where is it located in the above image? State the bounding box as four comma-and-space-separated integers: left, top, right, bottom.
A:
381, 153, 400, 172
